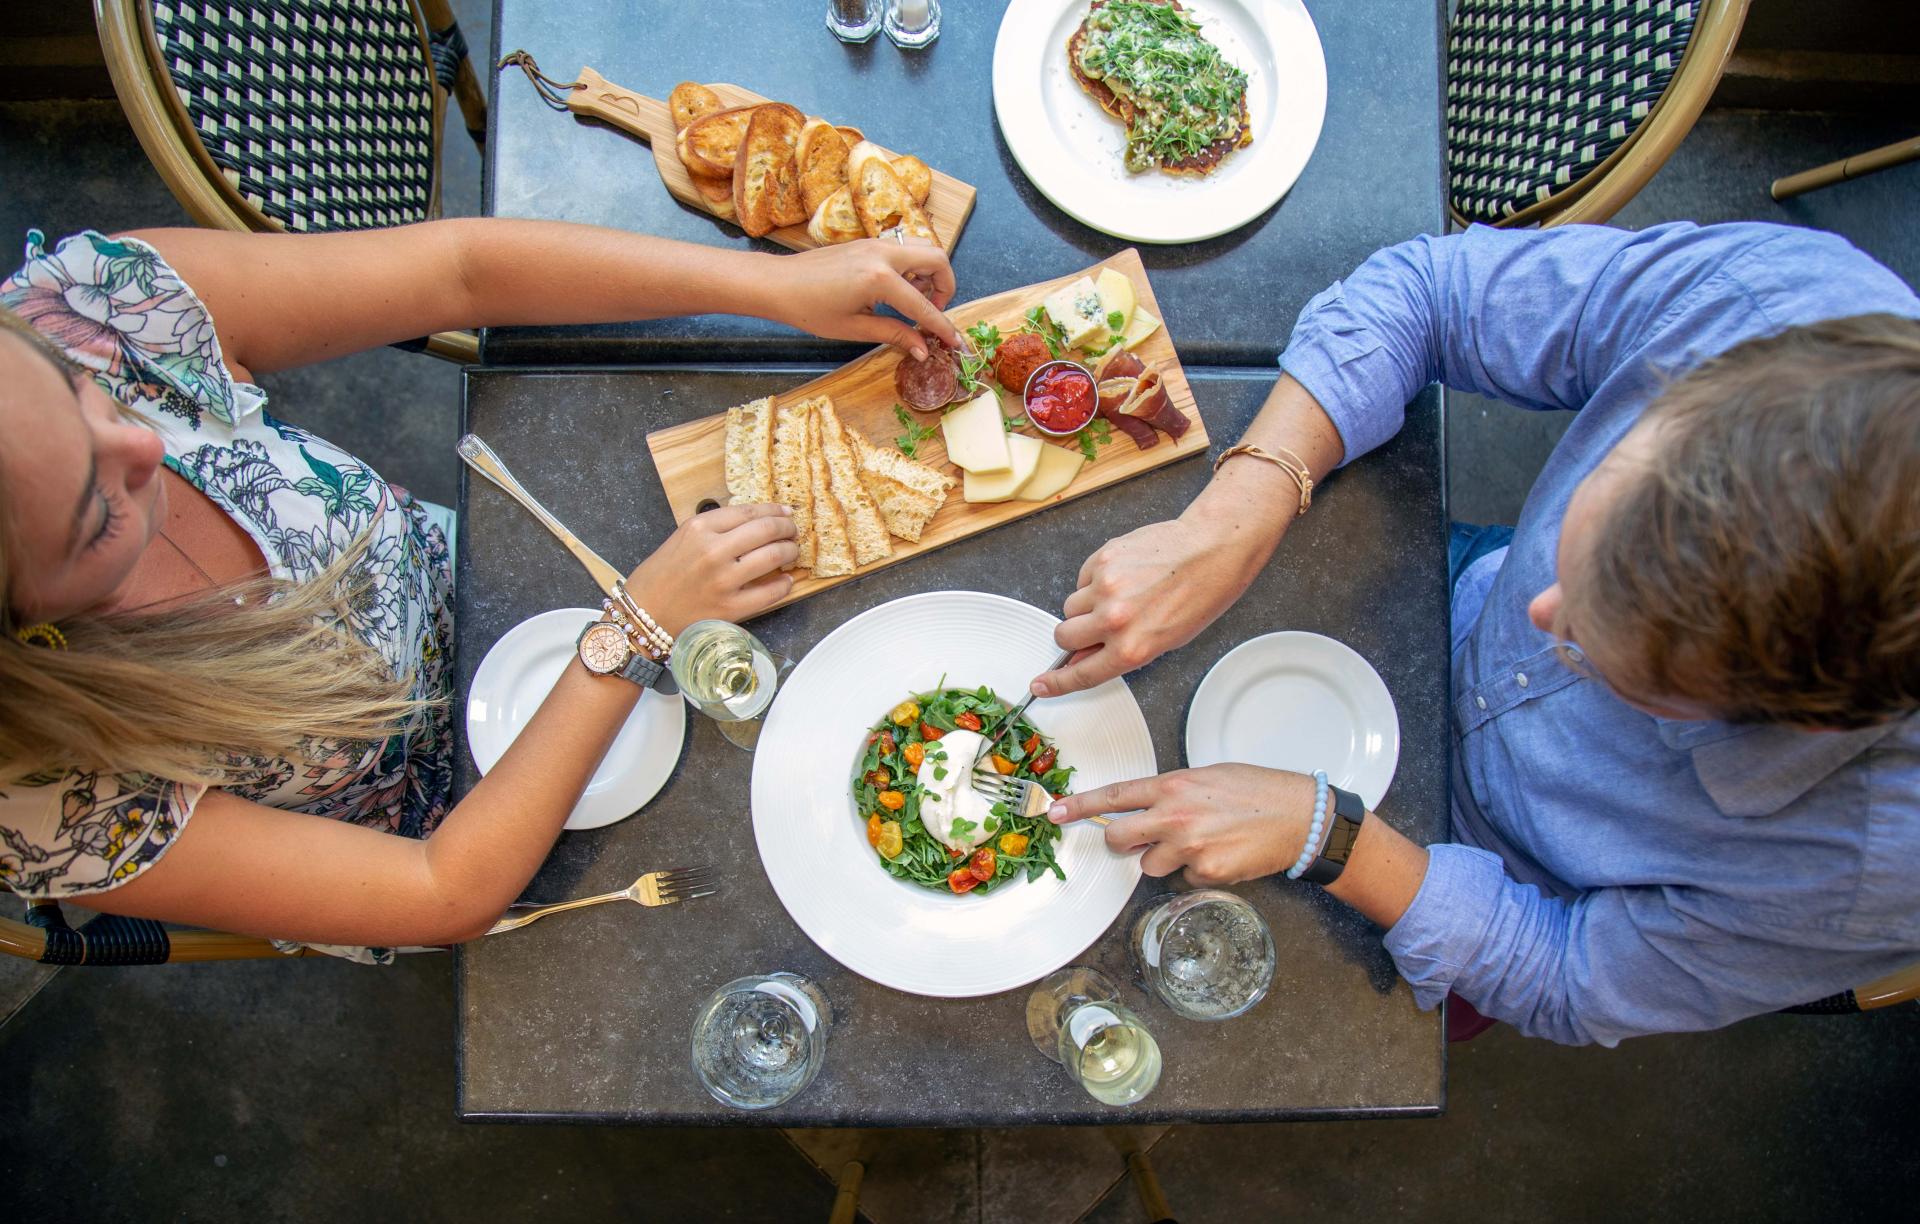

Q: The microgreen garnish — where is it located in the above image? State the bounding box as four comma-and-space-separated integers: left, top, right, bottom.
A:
893, 403, 939, 459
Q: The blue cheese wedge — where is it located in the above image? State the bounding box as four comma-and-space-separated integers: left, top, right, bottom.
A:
1042, 276, 1108, 350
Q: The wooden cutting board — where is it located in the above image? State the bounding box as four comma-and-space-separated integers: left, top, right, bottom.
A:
562, 69, 977, 254
645, 248, 1210, 611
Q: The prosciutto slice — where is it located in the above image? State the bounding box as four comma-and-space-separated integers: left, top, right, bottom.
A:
1097, 377, 1158, 449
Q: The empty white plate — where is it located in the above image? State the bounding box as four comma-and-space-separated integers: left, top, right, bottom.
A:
1185, 631, 1399, 809
467, 607, 687, 830
991, 0, 1329, 243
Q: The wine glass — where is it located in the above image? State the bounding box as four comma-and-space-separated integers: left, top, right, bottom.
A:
1025, 967, 1162, 1106
1131, 889, 1276, 1021
668, 619, 791, 751
690, 972, 832, 1110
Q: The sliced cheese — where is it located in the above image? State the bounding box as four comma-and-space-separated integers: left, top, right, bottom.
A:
1013, 440, 1088, 502
1095, 267, 1135, 345
1042, 276, 1107, 350
1119, 308, 1161, 351
964, 433, 1044, 503
941, 389, 1012, 474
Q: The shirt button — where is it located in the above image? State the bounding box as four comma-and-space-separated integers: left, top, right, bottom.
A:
1475, 695, 1488, 710
1515, 673, 1530, 688
1566, 647, 1583, 663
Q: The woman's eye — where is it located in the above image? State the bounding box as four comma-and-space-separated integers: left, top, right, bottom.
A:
90, 489, 121, 549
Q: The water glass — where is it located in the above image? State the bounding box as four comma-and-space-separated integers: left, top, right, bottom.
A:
826, 0, 881, 43
690, 972, 832, 1110
1026, 967, 1162, 1106
884, 0, 941, 49
1131, 889, 1276, 1021
668, 618, 790, 750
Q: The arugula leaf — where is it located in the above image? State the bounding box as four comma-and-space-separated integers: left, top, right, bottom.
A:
892, 403, 939, 459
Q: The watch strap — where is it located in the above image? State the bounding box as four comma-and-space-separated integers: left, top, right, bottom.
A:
618, 650, 665, 689
1300, 786, 1365, 886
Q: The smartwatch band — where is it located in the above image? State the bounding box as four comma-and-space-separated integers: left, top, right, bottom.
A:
1300, 785, 1365, 886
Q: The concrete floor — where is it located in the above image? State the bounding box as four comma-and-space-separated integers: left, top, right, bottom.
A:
4, 6, 1920, 1219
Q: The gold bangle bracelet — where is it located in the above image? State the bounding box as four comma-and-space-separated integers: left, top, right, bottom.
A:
1213, 443, 1313, 516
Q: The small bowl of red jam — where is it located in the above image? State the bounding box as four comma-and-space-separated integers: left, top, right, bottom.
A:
1022, 360, 1098, 436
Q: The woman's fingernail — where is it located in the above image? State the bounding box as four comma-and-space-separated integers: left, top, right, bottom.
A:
912, 346, 927, 360
1048, 802, 1067, 823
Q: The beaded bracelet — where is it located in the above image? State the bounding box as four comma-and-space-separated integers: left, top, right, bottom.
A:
609, 580, 675, 656
1286, 770, 1332, 880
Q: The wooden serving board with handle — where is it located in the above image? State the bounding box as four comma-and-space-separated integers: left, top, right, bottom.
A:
562, 69, 977, 254
645, 248, 1210, 613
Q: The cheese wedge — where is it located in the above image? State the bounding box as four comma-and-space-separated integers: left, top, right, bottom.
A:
1095, 267, 1135, 345
941, 389, 1011, 474
1042, 276, 1107, 350
1013, 440, 1087, 502
815, 398, 891, 566
771, 399, 816, 569
1119, 308, 1161, 350
964, 433, 1044, 503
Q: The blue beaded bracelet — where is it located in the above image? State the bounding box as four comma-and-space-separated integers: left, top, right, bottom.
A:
1287, 770, 1331, 880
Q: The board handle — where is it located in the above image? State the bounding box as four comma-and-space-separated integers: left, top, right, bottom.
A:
566, 67, 675, 148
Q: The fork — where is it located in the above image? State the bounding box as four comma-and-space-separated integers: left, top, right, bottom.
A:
970, 769, 1110, 828
484, 866, 719, 935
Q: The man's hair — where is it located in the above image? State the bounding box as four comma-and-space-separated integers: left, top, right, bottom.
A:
1587, 312, 1920, 729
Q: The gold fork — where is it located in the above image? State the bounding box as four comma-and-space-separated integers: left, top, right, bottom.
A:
485, 866, 719, 935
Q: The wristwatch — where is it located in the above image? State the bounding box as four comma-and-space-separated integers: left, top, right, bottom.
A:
576, 618, 666, 689
1300, 785, 1366, 886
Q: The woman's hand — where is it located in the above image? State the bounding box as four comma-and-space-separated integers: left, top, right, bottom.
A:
1050, 764, 1316, 887
1032, 508, 1265, 697
624, 502, 798, 635
762, 236, 964, 358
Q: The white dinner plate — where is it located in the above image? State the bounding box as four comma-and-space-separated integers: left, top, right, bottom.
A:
1185, 631, 1399, 809
467, 608, 687, 831
752, 592, 1153, 998
991, 0, 1329, 244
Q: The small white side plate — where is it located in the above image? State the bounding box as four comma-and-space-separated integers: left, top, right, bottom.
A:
1185, 631, 1400, 809
467, 607, 687, 831
991, 0, 1329, 243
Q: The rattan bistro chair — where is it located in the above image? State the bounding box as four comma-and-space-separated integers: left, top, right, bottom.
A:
1448, 0, 1750, 229
2, 902, 322, 964
93, 0, 487, 363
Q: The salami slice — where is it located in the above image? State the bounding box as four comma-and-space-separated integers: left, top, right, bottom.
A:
894, 337, 961, 410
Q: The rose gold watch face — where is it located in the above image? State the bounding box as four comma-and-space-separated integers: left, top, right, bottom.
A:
579, 622, 631, 674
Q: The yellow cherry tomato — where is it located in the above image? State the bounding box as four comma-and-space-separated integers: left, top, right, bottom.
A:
877, 789, 906, 811
876, 821, 904, 859
889, 700, 920, 727
998, 831, 1030, 856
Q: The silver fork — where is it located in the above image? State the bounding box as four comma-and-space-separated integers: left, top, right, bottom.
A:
484, 866, 719, 935
970, 769, 1110, 827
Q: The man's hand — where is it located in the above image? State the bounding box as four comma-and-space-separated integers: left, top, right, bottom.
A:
1049, 764, 1316, 887
1032, 511, 1262, 697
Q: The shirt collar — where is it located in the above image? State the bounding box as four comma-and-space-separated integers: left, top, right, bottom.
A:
1654, 714, 1909, 817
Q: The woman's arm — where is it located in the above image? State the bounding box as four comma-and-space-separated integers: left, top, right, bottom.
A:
122, 220, 965, 375
67, 503, 797, 946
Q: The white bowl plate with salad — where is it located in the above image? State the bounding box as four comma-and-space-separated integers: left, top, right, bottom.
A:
752, 591, 1153, 998
992, 0, 1328, 244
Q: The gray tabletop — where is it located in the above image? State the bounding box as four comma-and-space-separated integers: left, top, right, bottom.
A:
480, 0, 1445, 366
455, 366, 1447, 1125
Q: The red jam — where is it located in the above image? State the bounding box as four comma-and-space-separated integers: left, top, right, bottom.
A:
1024, 364, 1097, 434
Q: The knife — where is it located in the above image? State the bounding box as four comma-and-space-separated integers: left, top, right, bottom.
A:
457, 433, 624, 596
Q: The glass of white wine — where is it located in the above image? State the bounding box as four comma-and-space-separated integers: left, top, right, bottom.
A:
1025, 966, 1163, 1106
668, 619, 791, 751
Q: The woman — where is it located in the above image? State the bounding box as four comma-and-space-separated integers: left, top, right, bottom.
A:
0, 220, 961, 960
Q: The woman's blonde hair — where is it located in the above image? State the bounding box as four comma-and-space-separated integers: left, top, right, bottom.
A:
0, 307, 427, 788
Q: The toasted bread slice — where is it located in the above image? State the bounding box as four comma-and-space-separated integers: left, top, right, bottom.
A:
771, 398, 816, 569
734, 103, 806, 237
847, 141, 935, 241
723, 396, 776, 505
806, 186, 864, 245
669, 82, 724, 132
806, 406, 854, 577
678, 105, 756, 179
848, 427, 952, 543
835, 125, 864, 146
815, 398, 892, 566
795, 118, 851, 217
689, 171, 736, 219
1067, 0, 1251, 177
890, 154, 932, 207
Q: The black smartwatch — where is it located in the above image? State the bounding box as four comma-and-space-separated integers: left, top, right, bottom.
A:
1301, 786, 1366, 886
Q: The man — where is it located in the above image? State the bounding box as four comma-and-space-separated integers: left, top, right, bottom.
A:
1037, 223, 1920, 1046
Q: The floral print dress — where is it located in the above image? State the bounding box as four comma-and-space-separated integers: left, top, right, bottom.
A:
0, 231, 456, 963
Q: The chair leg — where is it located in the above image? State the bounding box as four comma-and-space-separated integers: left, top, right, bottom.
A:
1127, 1149, 1178, 1224
827, 1160, 863, 1224
1771, 134, 1920, 200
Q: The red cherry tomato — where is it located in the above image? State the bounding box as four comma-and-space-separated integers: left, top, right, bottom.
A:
947, 865, 981, 894
968, 847, 996, 882
955, 711, 983, 731
920, 723, 946, 741
1029, 747, 1057, 775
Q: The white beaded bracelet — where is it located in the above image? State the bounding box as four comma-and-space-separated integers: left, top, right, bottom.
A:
1287, 770, 1332, 880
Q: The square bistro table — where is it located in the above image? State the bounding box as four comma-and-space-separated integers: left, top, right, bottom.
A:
480, 0, 1446, 366
454, 366, 1447, 1125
